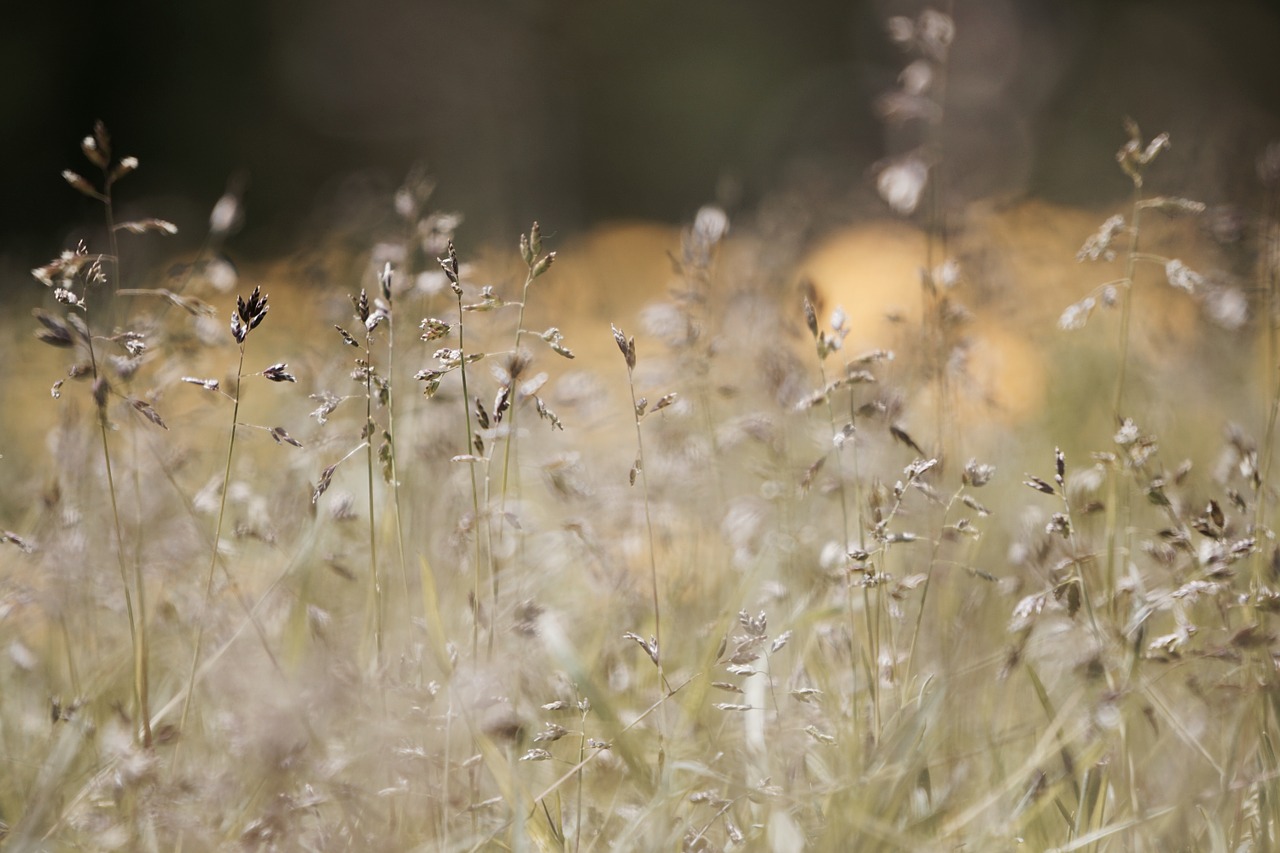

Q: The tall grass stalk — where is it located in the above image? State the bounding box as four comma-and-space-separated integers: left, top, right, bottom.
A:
364, 325, 385, 664
800, 299, 882, 735
377, 265, 414, 637
498, 223, 554, 509
804, 299, 853, 546
415, 244, 487, 671
177, 286, 270, 741
348, 289, 387, 666
62, 123, 159, 746
439, 241, 487, 657
93, 363, 150, 747
1111, 194, 1143, 423
905, 473, 976, 683
387, 169, 450, 646
612, 324, 669, 777
489, 224, 556, 641
573, 690, 589, 853
1104, 122, 1167, 621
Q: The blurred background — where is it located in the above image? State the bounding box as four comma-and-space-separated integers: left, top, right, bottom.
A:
3, 0, 1280, 277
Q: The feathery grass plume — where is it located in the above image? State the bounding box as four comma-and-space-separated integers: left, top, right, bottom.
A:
1064, 122, 1210, 637
800, 296, 866, 719
1065, 121, 1205, 419
799, 297, 861, 540
489, 221, 559, 643
409, 228, 508, 670
33, 124, 180, 750
902, 451, 998, 683
612, 322, 674, 779
517, 684, 603, 850
800, 295, 937, 737
176, 284, 301, 751
308, 169, 459, 679
999, 415, 1276, 845
1019, 447, 1106, 642
309, 286, 396, 667
366, 258, 420, 649
643, 204, 732, 513
440, 240, 488, 657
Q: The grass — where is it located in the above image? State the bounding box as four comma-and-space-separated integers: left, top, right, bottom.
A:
2, 28, 1280, 852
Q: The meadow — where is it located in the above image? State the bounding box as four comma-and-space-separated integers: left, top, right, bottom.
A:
3, 31, 1280, 853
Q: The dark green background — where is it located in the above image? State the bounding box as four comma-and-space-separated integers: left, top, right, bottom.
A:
4, 0, 1279, 266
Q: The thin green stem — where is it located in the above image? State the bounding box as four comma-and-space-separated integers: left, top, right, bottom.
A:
139, 422, 284, 671
490, 262, 540, 649
85, 304, 149, 749
574, 696, 587, 853
385, 300, 412, 634
177, 344, 246, 742
99, 401, 150, 747
1112, 188, 1143, 422
818, 362, 851, 546
812, 345, 876, 736
455, 287, 485, 658
499, 267, 536, 513
906, 486, 965, 682
365, 330, 384, 666
1102, 187, 1144, 625
623, 361, 669, 779
627, 376, 663, 680
93, 169, 151, 748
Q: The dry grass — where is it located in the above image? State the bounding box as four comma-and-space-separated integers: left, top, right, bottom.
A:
2, 39, 1280, 853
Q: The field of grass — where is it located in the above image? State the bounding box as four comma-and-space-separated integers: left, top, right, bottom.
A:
4, 32, 1280, 853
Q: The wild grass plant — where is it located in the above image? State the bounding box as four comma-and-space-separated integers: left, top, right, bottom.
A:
4, 29, 1280, 853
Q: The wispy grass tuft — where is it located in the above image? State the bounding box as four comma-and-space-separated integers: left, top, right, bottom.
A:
10, 42, 1280, 850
